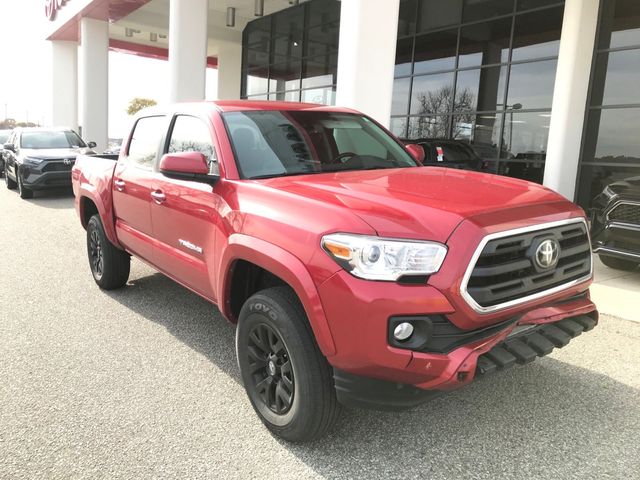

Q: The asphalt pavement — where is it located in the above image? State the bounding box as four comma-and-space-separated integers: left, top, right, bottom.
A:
0, 185, 639, 480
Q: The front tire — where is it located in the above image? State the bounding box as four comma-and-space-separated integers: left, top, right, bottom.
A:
599, 254, 639, 271
5, 169, 16, 190
237, 286, 341, 442
17, 171, 33, 199
86, 214, 130, 289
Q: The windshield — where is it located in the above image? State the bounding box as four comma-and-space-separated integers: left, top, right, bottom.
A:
20, 131, 86, 149
222, 111, 417, 179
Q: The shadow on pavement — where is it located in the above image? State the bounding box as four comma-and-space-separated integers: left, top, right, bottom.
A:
105, 269, 639, 479
25, 187, 75, 209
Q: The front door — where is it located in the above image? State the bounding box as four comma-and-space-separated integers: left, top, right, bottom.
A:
150, 114, 221, 300
112, 115, 168, 262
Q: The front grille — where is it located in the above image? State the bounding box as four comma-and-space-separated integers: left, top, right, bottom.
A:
464, 219, 592, 311
608, 202, 640, 225
42, 160, 74, 172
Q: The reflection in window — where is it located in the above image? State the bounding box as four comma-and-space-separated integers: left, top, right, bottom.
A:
511, 7, 563, 61
576, 164, 640, 208
593, 50, 640, 106
410, 72, 455, 115
395, 37, 414, 77
502, 112, 550, 160
413, 29, 457, 74
507, 59, 558, 109
459, 17, 512, 68
301, 87, 336, 105
597, 0, 640, 50
408, 115, 450, 139
127, 116, 166, 168
418, 0, 462, 32
586, 108, 640, 162
462, 0, 514, 23
454, 66, 506, 112
392, 78, 411, 116
168, 116, 218, 175
246, 72, 269, 96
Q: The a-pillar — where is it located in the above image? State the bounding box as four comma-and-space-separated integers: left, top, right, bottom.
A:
543, 0, 601, 199
216, 41, 242, 100
79, 17, 109, 151
336, 0, 400, 128
52, 41, 78, 131
169, 0, 209, 102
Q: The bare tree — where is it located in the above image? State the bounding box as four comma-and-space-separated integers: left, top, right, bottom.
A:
407, 86, 476, 139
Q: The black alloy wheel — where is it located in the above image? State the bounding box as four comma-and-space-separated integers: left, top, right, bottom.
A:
247, 323, 295, 415
89, 227, 104, 281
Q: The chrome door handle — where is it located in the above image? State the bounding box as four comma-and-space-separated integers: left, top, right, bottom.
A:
151, 190, 166, 204
114, 179, 126, 191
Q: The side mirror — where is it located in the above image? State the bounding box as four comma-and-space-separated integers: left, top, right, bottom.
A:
159, 151, 218, 185
87, 141, 97, 149
4, 143, 15, 152
405, 144, 425, 165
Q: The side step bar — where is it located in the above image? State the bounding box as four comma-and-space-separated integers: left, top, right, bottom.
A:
476, 315, 597, 376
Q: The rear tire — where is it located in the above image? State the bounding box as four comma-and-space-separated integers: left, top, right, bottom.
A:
5, 169, 16, 190
599, 254, 639, 271
87, 214, 130, 290
236, 286, 341, 442
17, 171, 33, 199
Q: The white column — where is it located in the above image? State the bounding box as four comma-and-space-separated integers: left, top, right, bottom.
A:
79, 17, 109, 151
169, 0, 209, 102
336, 0, 400, 127
52, 41, 78, 131
216, 41, 242, 100
543, 0, 600, 199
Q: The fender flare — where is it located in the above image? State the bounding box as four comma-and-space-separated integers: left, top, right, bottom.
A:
218, 234, 337, 357
77, 183, 121, 248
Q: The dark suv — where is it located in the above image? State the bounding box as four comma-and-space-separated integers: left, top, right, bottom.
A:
590, 176, 640, 271
3, 128, 96, 199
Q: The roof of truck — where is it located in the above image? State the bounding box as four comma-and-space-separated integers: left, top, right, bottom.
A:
209, 100, 356, 114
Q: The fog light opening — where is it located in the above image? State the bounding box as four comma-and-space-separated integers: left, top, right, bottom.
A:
393, 322, 414, 342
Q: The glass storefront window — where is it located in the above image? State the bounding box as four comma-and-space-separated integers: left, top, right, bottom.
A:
408, 115, 450, 139
458, 17, 512, 68
301, 87, 336, 105
454, 66, 506, 112
462, 0, 514, 23
593, 50, 640, 106
507, 59, 557, 109
597, 0, 640, 50
502, 111, 550, 160
242, 0, 340, 104
418, 0, 462, 33
392, 78, 411, 116
398, 0, 418, 37
452, 113, 503, 159
390, 117, 409, 138
511, 6, 563, 61
395, 37, 414, 77
413, 29, 458, 75
585, 108, 640, 162
410, 72, 455, 115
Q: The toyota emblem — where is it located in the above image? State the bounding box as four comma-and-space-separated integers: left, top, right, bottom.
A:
535, 239, 560, 269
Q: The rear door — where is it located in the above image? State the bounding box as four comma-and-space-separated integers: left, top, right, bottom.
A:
149, 114, 221, 300
112, 115, 168, 261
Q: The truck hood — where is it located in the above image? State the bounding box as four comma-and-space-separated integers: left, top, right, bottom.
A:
20, 147, 95, 159
260, 167, 567, 242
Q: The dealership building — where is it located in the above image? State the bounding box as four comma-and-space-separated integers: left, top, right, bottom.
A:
45, 0, 639, 208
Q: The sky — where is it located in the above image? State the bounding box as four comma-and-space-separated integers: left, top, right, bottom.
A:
0, 1, 218, 139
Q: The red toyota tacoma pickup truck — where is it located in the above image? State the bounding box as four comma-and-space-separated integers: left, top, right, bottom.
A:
72, 101, 598, 442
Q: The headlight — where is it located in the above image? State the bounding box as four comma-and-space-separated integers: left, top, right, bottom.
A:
321, 233, 447, 281
23, 156, 44, 165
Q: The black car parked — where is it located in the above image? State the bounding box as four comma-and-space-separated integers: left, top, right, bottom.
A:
403, 138, 490, 172
0, 129, 11, 177
590, 176, 640, 271
3, 128, 96, 199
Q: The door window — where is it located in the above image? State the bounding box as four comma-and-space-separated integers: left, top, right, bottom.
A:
126, 116, 166, 169
167, 115, 218, 175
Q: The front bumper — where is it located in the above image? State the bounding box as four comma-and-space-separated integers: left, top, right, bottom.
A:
318, 267, 597, 409
334, 312, 597, 410
22, 168, 72, 189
